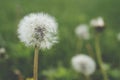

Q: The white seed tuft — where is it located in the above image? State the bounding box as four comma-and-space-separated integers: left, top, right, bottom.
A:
18, 13, 58, 49
71, 54, 96, 76
75, 24, 90, 40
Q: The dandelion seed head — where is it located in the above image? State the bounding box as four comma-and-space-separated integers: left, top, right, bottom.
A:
18, 13, 58, 49
75, 24, 90, 40
90, 17, 105, 32
71, 54, 96, 76
90, 17, 104, 27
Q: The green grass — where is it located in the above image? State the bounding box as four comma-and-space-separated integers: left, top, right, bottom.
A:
0, 0, 120, 80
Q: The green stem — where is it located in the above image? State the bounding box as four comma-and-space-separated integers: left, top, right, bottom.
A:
95, 33, 109, 80
86, 42, 94, 58
33, 46, 39, 80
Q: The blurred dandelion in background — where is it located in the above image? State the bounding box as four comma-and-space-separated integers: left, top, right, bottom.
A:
90, 17, 105, 32
75, 24, 90, 40
71, 54, 96, 79
75, 24, 90, 53
91, 17, 109, 80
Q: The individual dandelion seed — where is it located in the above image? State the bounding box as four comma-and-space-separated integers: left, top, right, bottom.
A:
71, 54, 96, 76
18, 13, 58, 49
17, 12, 58, 80
75, 24, 90, 40
90, 17, 105, 32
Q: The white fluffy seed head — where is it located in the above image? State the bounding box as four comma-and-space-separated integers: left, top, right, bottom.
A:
75, 24, 90, 40
18, 13, 58, 49
90, 17, 104, 27
71, 54, 96, 76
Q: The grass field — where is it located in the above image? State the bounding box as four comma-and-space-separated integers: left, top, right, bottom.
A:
0, 0, 120, 80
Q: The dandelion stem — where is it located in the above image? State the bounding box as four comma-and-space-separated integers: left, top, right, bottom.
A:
33, 46, 39, 80
86, 43, 94, 58
95, 33, 108, 80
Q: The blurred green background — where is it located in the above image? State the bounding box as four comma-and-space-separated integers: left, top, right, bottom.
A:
0, 0, 120, 80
